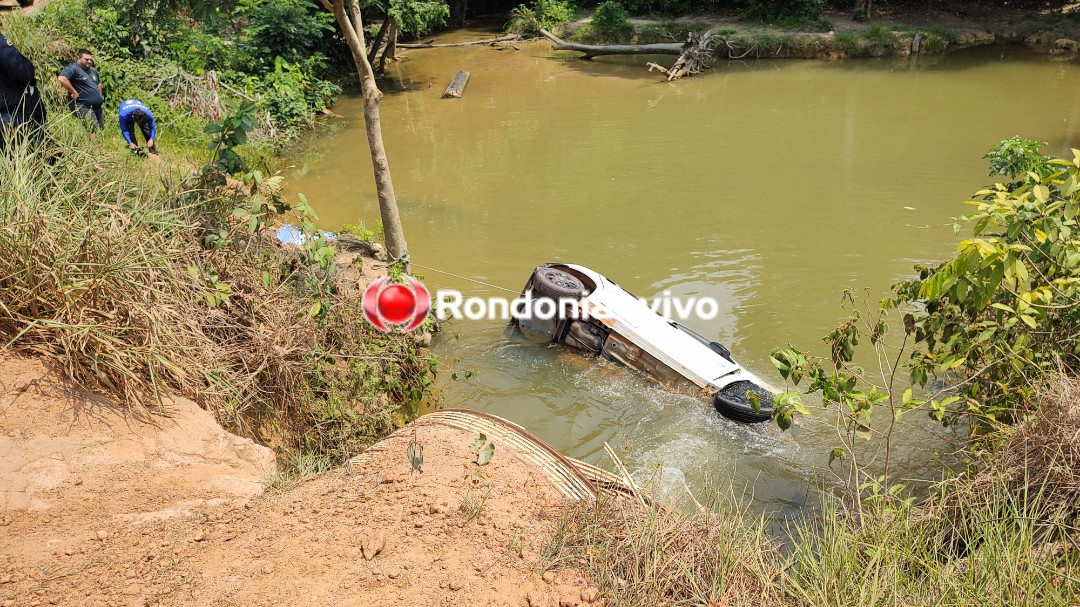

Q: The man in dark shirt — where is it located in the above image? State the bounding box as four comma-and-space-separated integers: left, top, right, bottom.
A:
0, 31, 46, 152
57, 49, 103, 131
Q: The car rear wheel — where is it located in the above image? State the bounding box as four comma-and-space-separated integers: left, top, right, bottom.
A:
532, 267, 584, 299
713, 381, 774, 423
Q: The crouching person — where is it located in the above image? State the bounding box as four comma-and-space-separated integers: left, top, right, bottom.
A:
118, 98, 157, 155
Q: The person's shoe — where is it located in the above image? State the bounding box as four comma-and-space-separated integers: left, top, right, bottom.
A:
148, 145, 159, 155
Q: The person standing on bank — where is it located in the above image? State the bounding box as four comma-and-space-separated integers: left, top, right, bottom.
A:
0, 31, 46, 152
118, 99, 157, 155
56, 49, 103, 131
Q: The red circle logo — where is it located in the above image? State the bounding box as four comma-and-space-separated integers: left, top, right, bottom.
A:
362, 277, 431, 332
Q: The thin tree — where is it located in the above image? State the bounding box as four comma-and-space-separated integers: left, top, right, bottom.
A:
319, 0, 410, 270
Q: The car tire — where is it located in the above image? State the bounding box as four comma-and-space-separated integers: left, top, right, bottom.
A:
713, 381, 773, 424
532, 267, 585, 299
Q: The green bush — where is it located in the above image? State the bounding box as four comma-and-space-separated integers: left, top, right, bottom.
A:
772, 142, 1080, 441
236, 0, 336, 72
591, 1, 634, 42
389, 0, 451, 36
33, 0, 345, 142
861, 21, 898, 54
258, 57, 341, 140
833, 30, 858, 49
507, 0, 576, 34
985, 136, 1054, 181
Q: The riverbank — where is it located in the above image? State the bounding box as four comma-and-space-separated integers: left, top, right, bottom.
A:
0, 356, 593, 607
555, 1, 1080, 59
2, 351, 1077, 606
2, 3, 1079, 606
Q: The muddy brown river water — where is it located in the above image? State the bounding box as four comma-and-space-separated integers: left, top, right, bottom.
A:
285, 32, 1080, 514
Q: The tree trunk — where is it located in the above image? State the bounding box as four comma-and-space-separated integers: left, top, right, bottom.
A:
367, 18, 391, 65
442, 71, 471, 98
452, 0, 466, 27
324, 0, 410, 270
379, 21, 398, 73
542, 29, 725, 80
540, 29, 683, 58
853, 0, 871, 22
398, 34, 521, 49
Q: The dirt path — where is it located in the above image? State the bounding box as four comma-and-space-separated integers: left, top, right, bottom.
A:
0, 0, 50, 15
0, 355, 596, 607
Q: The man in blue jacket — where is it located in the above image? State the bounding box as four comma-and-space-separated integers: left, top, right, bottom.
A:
0, 31, 46, 152
118, 98, 157, 155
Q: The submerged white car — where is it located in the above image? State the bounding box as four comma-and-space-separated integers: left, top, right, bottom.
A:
508, 263, 776, 423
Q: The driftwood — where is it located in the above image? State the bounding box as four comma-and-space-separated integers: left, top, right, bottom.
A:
442, 70, 471, 98
542, 29, 753, 81
539, 29, 683, 58
646, 32, 720, 81
400, 34, 522, 49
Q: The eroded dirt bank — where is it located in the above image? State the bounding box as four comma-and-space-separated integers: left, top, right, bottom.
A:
0, 355, 596, 607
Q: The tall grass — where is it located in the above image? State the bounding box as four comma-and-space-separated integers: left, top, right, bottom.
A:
550, 377, 1080, 606
547, 493, 781, 606
0, 122, 204, 410
0, 112, 432, 466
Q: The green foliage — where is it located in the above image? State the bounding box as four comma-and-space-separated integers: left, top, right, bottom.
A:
341, 222, 378, 243
205, 100, 261, 176
875, 21, 956, 44
897, 147, 1080, 427
468, 433, 496, 466
236, 0, 336, 68
168, 28, 234, 75
985, 136, 1054, 181
388, 0, 451, 35
771, 142, 1080, 498
749, 29, 785, 54
1, 11, 436, 478
259, 57, 342, 139
859, 21, 898, 54
591, 1, 634, 43
740, 0, 830, 32
834, 29, 857, 48
507, 0, 576, 34
39, 0, 344, 142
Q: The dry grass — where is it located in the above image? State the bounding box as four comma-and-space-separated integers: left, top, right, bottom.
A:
922, 372, 1080, 554
0, 118, 431, 464
550, 378, 1080, 606
546, 495, 782, 606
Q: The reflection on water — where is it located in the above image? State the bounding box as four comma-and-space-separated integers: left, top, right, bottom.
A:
284, 37, 1078, 515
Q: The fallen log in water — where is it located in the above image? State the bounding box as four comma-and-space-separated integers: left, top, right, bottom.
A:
400, 35, 522, 49
442, 70, 471, 98
541, 29, 751, 80
539, 29, 683, 58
